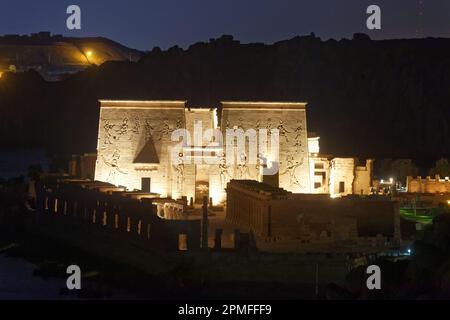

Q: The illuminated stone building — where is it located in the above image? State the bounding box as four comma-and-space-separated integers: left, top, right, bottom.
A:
308, 135, 374, 197
94, 100, 373, 204
406, 175, 450, 193
226, 180, 401, 248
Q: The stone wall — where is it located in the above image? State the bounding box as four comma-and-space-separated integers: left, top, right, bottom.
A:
329, 158, 355, 197
329, 158, 373, 197
269, 195, 399, 243
309, 156, 330, 194
36, 179, 201, 251
69, 153, 97, 179
95, 100, 314, 204
406, 175, 450, 193
353, 159, 374, 196
95, 100, 186, 197
94, 100, 373, 205
221, 102, 311, 194
226, 180, 401, 248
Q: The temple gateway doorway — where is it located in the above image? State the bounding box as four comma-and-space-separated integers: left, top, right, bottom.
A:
195, 165, 210, 204
195, 180, 209, 204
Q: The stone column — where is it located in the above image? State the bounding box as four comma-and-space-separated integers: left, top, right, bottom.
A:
202, 196, 209, 250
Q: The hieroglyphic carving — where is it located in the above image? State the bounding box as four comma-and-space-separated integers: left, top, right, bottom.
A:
129, 117, 140, 140
237, 152, 250, 179
292, 120, 304, 152
157, 119, 172, 141
176, 118, 183, 129
132, 117, 140, 134
280, 154, 304, 188
102, 149, 127, 183
144, 119, 155, 142
255, 120, 261, 132
276, 119, 307, 189
174, 152, 185, 192
255, 153, 263, 177
266, 118, 273, 137
219, 153, 231, 189
277, 120, 291, 142
115, 118, 129, 137
238, 117, 244, 130
103, 119, 115, 145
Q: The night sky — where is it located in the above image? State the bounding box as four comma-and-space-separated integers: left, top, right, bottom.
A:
1, 0, 449, 50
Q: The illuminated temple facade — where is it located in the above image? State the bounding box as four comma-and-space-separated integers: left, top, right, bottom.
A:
94, 100, 373, 204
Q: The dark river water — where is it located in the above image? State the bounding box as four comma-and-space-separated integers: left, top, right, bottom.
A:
0, 254, 78, 299
0, 148, 48, 180
0, 254, 133, 300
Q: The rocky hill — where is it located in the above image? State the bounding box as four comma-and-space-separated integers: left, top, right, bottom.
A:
0, 34, 449, 163
0, 32, 142, 80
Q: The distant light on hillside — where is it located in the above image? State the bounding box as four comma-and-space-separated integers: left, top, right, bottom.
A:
85, 50, 94, 64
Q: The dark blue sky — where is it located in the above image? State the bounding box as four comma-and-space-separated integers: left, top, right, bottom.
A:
1, 0, 449, 50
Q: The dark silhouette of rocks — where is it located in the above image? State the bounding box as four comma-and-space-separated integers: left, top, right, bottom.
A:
0, 34, 449, 161
336, 213, 450, 299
